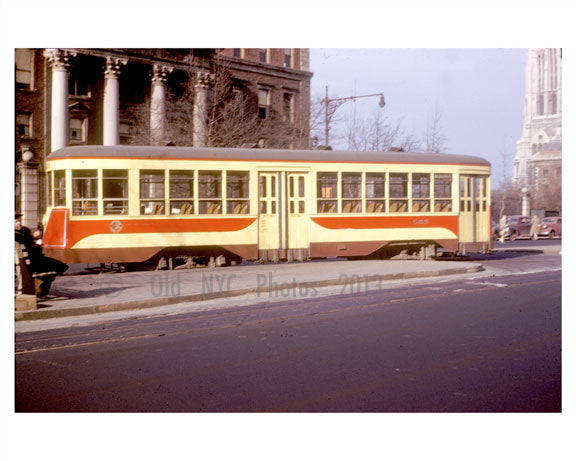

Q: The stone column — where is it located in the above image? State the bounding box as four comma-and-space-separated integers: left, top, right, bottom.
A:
150, 64, 173, 145
103, 57, 127, 145
18, 147, 39, 228
193, 71, 212, 147
44, 49, 76, 152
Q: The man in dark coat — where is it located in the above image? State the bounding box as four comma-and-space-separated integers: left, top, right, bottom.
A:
15, 213, 68, 298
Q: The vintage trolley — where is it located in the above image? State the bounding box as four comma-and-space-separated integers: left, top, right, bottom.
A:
42, 145, 492, 267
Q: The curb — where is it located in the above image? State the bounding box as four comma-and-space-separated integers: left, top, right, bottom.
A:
15, 264, 484, 321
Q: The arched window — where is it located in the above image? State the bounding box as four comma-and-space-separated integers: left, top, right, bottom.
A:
549, 93, 557, 114
536, 94, 544, 115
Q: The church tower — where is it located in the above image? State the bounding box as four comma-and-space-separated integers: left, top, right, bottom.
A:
514, 49, 562, 200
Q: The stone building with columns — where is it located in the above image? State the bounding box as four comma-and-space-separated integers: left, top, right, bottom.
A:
513, 48, 562, 213
15, 48, 312, 229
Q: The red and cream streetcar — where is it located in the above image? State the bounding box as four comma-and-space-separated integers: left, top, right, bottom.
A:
42, 145, 491, 267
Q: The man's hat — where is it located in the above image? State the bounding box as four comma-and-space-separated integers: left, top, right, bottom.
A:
15, 212, 23, 219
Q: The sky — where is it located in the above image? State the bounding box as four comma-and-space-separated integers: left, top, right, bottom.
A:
309, 48, 527, 187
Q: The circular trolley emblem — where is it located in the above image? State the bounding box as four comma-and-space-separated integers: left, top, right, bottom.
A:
109, 220, 123, 233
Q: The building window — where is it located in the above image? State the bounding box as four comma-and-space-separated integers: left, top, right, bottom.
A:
233, 48, 241, 58
16, 113, 31, 137
69, 75, 90, 97
15, 49, 32, 90
549, 93, 557, 114
70, 118, 86, 142
537, 94, 544, 116
119, 122, 133, 144
283, 93, 293, 122
284, 48, 292, 67
259, 48, 268, 63
258, 89, 270, 119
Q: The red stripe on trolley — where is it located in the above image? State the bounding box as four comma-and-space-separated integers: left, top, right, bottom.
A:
44, 213, 256, 249
312, 215, 459, 234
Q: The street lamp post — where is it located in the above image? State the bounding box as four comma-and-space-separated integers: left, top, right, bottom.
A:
322, 85, 385, 147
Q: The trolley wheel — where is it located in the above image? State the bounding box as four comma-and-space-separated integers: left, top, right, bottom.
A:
548, 230, 555, 240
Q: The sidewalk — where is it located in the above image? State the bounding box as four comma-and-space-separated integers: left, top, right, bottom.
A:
14, 259, 483, 321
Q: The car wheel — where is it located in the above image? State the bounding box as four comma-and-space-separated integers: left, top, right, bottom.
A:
509, 232, 517, 241
548, 230, 555, 240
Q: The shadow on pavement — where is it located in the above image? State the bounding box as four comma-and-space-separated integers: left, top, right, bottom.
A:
439, 249, 544, 262
37, 283, 140, 308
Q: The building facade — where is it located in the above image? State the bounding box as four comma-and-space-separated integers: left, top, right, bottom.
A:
15, 48, 312, 229
513, 48, 562, 212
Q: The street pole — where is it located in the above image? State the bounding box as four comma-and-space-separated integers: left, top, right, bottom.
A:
322, 85, 386, 148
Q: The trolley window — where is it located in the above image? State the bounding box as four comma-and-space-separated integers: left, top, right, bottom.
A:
199, 170, 222, 214
475, 177, 487, 212
389, 173, 408, 213
140, 170, 165, 215
434, 173, 452, 212
342, 173, 361, 213
317, 172, 337, 213
226, 171, 249, 214
412, 173, 430, 212
72, 170, 98, 216
366, 173, 385, 213
54, 170, 66, 206
103, 169, 128, 215
46, 172, 53, 207
169, 170, 194, 215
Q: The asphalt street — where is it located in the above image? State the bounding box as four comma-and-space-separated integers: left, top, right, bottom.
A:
15, 264, 561, 412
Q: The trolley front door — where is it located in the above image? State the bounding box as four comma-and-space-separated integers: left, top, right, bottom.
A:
258, 171, 309, 261
458, 174, 490, 253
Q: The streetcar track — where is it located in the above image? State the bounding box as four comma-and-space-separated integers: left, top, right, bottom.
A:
15, 276, 560, 354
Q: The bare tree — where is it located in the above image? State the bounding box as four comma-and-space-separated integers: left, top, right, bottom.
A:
345, 109, 421, 152
491, 148, 522, 219
423, 103, 448, 153
309, 94, 326, 147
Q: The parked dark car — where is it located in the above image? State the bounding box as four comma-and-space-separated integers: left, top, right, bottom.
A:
538, 216, 562, 239
492, 221, 501, 240
502, 215, 532, 240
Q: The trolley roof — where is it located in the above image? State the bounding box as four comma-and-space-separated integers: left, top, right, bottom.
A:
47, 145, 490, 166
